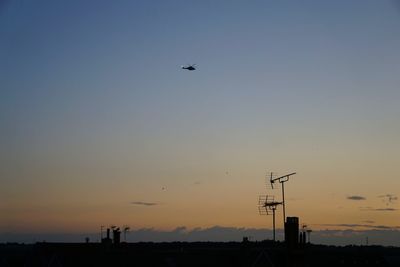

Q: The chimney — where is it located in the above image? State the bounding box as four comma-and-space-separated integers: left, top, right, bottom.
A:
285, 217, 299, 249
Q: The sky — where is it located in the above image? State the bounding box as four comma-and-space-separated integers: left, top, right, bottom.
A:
1, 0, 400, 245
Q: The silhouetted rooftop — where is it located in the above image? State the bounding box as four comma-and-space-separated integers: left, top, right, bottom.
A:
1, 241, 399, 266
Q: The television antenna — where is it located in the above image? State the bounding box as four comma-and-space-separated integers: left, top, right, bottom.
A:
306, 229, 312, 244
269, 172, 296, 223
123, 226, 130, 242
100, 225, 105, 240
258, 195, 282, 241
301, 224, 312, 244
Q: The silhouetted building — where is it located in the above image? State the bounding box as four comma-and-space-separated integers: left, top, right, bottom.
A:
285, 217, 299, 249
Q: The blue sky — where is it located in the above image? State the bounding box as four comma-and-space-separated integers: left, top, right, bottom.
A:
1, 0, 400, 245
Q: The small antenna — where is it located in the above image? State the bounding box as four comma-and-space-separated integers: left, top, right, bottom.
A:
123, 225, 130, 242
302, 225, 313, 244
266, 172, 279, 190
306, 229, 312, 244
100, 225, 105, 240
258, 195, 283, 241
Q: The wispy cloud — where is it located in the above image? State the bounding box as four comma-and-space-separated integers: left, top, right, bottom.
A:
347, 195, 366, 200
374, 208, 397, 211
362, 220, 375, 224
359, 207, 397, 211
321, 223, 369, 228
130, 201, 158, 206
319, 223, 400, 230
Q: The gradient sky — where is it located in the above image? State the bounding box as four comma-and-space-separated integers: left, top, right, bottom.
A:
1, 0, 400, 244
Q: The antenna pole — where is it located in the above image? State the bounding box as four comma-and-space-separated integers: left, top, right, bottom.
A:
272, 207, 276, 241
270, 172, 296, 224
258, 196, 282, 242
260, 172, 295, 242
281, 182, 286, 223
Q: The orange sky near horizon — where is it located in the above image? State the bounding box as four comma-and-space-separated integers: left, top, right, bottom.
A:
1, 1, 399, 238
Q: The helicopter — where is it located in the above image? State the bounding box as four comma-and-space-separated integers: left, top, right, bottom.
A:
181, 64, 196, 71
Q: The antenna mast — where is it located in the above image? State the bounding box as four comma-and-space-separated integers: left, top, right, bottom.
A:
258, 195, 283, 241
123, 226, 130, 242
100, 225, 105, 240
269, 172, 296, 223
